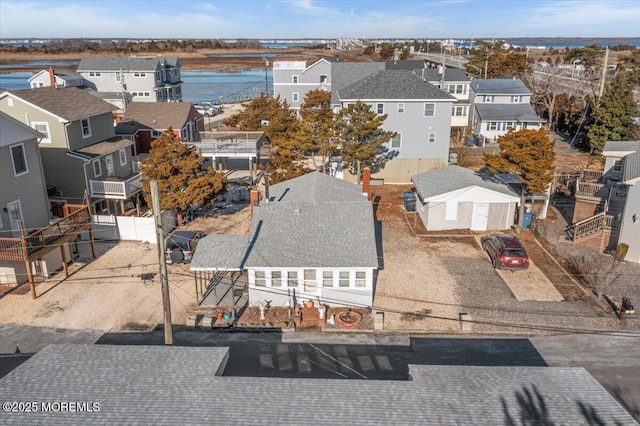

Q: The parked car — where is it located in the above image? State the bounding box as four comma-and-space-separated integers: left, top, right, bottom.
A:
199, 102, 223, 113
480, 234, 530, 270
165, 230, 205, 264
194, 105, 216, 117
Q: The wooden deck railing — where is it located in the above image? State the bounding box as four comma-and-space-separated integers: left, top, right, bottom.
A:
580, 169, 603, 182
568, 212, 617, 241
0, 204, 91, 262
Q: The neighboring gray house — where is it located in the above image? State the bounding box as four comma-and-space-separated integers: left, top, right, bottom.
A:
0, 113, 50, 285
412, 166, 520, 231
28, 67, 84, 88
470, 79, 545, 143
337, 70, 454, 183
0, 344, 636, 425
0, 86, 142, 216
272, 58, 332, 109
77, 56, 182, 103
419, 67, 472, 128
191, 172, 378, 308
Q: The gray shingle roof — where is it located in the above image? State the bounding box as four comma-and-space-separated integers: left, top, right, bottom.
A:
384, 60, 425, 70
7, 86, 115, 121
77, 56, 179, 72
475, 103, 545, 122
602, 140, 640, 154
191, 173, 378, 270
330, 62, 385, 104
0, 344, 635, 425
248, 173, 377, 268
412, 166, 519, 200
601, 140, 640, 182
120, 102, 195, 131
471, 78, 531, 95
623, 150, 640, 182
338, 70, 454, 101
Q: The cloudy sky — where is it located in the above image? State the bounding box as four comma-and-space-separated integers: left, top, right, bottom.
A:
1, 0, 638, 39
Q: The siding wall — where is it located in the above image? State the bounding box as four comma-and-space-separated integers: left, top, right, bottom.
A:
0, 96, 70, 149
273, 61, 331, 109
620, 183, 640, 262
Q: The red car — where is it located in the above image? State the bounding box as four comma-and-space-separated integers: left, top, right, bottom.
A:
481, 234, 530, 270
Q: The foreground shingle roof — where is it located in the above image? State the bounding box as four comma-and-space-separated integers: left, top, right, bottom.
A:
338, 70, 454, 101
604, 141, 640, 182
119, 102, 195, 131
412, 166, 519, 199
0, 344, 635, 425
6, 86, 115, 121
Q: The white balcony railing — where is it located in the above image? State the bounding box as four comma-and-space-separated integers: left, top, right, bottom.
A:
90, 173, 142, 200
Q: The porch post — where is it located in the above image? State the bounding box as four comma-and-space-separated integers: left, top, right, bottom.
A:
88, 229, 96, 258
60, 244, 69, 278
25, 259, 36, 299
119, 200, 125, 215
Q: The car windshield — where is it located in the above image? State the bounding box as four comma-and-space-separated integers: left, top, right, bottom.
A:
504, 249, 526, 257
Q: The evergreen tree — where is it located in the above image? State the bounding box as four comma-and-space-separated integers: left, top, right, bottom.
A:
483, 129, 556, 194
140, 129, 226, 213
334, 101, 397, 182
587, 73, 638, 155
465, 41, 528, 79
294, 89, 337, 173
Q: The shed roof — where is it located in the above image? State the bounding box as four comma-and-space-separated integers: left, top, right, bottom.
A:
475, 103, 545, 122
0, 344, 635, 425
412, 166, 519, 200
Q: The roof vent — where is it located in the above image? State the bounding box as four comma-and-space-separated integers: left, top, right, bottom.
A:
293, 208, 301, 214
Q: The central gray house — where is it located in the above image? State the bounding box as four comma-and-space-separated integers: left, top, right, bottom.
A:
191, 172, 379, 308
77, 56, 182, 104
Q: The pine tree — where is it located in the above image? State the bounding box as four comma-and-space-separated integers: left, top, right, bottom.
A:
483, 129, 556, 194
587, 73, 638, 155
294, 89, 337, 173
140, 129, 226, 213
334, 101, 396, 182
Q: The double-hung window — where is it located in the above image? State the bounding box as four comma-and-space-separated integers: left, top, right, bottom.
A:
428, 133, 436, 143
390, 134, 401, 149
339, 271, 350, 288
32, 122, 51, 143
119, 149, 127, 166
292, 92, 299, 102
424, 103, 435, 117
377, 103, 384, 114
255, 271, 266, 287
287, 271, 298, 288
397, 103, 405, 114
271, 271, 282, 287
322, 271, 333, 287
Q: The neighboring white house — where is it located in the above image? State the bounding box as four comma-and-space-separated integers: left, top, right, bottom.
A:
272, 58, 332, 109
191, 172, 378, 308
469, 79, 545, 144
412, 166, 520, 231
29, 68, 84, 88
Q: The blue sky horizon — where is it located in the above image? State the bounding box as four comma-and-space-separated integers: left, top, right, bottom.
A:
0, 0, 638, 39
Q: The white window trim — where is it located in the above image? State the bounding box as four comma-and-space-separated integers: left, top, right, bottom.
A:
424, 103, 435, 117
355, 271, 366, 288
81, 118, 92, 139
397, 103, 405, 114
31, 122, 51, 143
119, 149, 127, 166
133, 72, 146, 78
93, 159, 102, 178
391, 133, 402, 149
89, 72, 101, 77
292, 92, 299, 103
10, 143, 29, 177
428, 133, 436, 143
377, 103, 384, 115
292, 75, 299, 84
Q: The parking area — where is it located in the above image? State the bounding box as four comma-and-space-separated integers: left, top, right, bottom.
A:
371, 185, 635, 335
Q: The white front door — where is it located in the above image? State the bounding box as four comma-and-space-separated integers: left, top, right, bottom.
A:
7, 199, 24, 238
471, 203, 489, 231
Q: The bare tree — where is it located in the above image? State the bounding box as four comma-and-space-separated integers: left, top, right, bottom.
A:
567, 253, 624, 299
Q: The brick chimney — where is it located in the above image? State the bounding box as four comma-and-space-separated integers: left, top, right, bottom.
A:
250, 188, 259, 216
362, 167, 371, 200
49, 67, 56, 87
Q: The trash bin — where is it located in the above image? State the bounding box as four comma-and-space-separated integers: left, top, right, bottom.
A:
403, 191, 416, 212
522, 212, 534, 229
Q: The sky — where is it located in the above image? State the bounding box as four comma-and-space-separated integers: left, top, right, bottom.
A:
0, 0, 639, 39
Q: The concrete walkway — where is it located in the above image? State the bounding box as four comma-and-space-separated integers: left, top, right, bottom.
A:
495, 260, 565, 302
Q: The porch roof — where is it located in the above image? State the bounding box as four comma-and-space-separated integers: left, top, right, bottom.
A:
74, 137, 134, 158
475, 103, 545, 123
190, 234, 250, 271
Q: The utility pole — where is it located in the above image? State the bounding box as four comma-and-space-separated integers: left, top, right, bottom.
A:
263, 58, 269, 96
598, 46, 609, 99
151, 180, 173, 345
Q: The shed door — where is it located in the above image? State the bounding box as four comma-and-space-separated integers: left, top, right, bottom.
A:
471, 203, 489, 231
